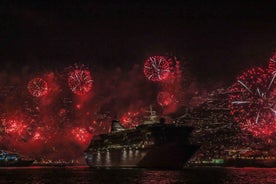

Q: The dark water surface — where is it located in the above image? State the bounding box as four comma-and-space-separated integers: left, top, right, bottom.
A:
0, 166, 276, 184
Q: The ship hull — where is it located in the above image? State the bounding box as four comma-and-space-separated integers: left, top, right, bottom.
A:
223, 158, 276, 168
85, 143, 199, 169
0, 160, 34, 167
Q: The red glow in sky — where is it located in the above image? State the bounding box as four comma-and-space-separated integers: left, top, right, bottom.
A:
88, 120, 110, 135
0, 59, 184, 161
157, 91, 173, 106
0, 66, 96, 161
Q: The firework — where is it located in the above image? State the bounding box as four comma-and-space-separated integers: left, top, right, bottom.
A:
71, 127, 92, 144
31, 131, 43, 141
0, 68, 96, 161
30, 125, 54, 143
268, 52, 276, 75
229, 67, 276, 137
4, 119, 28, 137
157, 91, 173, 106
27, 78, 49, 97
68, 69, 93, 96
120, 111, 140, 128
0, 61, 173, 161
143, 56, 171, 82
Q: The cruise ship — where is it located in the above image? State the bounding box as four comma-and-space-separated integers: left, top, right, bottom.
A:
0, 150, 34, 167
84, 107, 199, 169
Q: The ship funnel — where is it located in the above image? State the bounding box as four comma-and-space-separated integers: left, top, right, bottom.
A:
143, 105, 158, 124
111, 120, 126, 132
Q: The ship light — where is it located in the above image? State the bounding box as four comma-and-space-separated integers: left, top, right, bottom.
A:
96, 151, 101, 163
122, 148, 127, 160
105, 151, 110, 165
129, 149, 133, 157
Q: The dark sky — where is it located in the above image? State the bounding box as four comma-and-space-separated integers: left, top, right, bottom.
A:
0, 1, 275, 86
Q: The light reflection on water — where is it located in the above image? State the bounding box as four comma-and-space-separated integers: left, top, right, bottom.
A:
0, 166, 276, 184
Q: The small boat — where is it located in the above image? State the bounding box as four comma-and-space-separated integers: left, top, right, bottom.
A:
0, 150, 34, 167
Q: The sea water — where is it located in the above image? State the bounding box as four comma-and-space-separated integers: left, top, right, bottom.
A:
0, 166, 276, 184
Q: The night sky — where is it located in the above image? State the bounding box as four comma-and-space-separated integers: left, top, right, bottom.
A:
1, 1, 275, 86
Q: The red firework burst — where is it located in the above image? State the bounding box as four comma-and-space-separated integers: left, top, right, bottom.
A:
120, 111, 140, 128
229, 67, 276, 137
4, 119, 28, 139
27, 78, 49, 97
30, 126, 52, 142
157, 91, 173, 106
31, 131, 43, 141
143, 56, 171, 82
268, 52, 276, 74
68, 69, 93, 95
71, 127, 92, 144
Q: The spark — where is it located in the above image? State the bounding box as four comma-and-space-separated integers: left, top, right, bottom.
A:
238, 80, 252, 94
